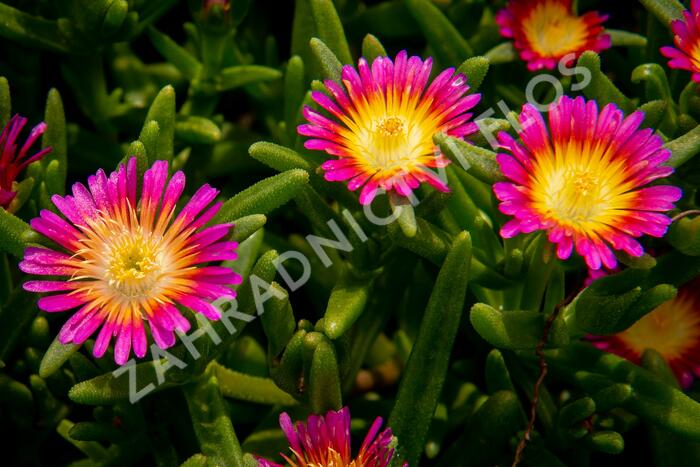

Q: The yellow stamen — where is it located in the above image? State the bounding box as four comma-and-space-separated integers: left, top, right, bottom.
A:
336, 77, 448, 178
376, 116, 405, 137
691, 42, 700, 69
523, 1, 588, 57
617, 292, 700, 360
530, 143, 636, 234
105, 229, 161, 296
63, 203, 192, 307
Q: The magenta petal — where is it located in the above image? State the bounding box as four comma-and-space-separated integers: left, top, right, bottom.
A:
177, 295, 221, 320
38, 294, 84, 312
150, 318, 176, 349
59, 306, 100, 343
500, 219, 522, 238
93, 321, 115, 358
23, 280, 75, 293
132, 318, 148, 358
114, 321, 132, 365
359, 182, 379, 206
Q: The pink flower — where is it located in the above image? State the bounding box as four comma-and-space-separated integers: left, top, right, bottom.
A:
590, 277, 700, 388
203, 0, 229, 14
660, 0, 700, 82
0, 114, 51, 210
298, 50, 480, 205
257, 407, 404, 466
496, 0, 611, 71
494, 95, 682, 270
20, 158, 242, 365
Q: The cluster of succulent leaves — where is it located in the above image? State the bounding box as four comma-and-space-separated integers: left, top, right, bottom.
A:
3, 0, 700, 466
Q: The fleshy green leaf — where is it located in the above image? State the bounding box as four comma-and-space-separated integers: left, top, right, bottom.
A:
259, 282, 295, 358
307, 333, 343, 413
217, 65, 282, 91
7, 177, 35, 213
270, 329, 306, 398
639, 100, 668, 129
403, 0, 474, 66
138, 120, 160, 165
0, 3, 71, 53
0, 77, 10, 127
41, 88, 67, 194
235, 249, 279, 321
608, 29, 648, 47
69, 421, 125, 443
666, 124, 700, 168
0, 374, 33, 427
215, 169, 309, 222
212, 362, 297, 406
388, 217, 450, 265
309, 0, 353, 65
485, 349, 515, 393
587, 431, 624, 454
434, 133, 504, 184
323, 271, 373, 339
68, 358, 183, 405
361, 33, 387, 62
0, 208, 33, 258
668, 216, 700, 255
632, 64, 673, 104
101, 0, 129, 38
39, 337, 79, 379
546, 344, 700, 442
484, 42, 517, 65
231, 214, 266, 243
248, 141, 312, 172
147, 27, 201, 80
390, 193, 418, 238
175, 116, 221, 144
470, 304, 569, 350
640, 0, 685, 25
576, 51, 636, 114
437, 391, 523, 466
390, 231, 472, 464
558, 397, 596, 430
284, 55, 306, 143
181, 454, 208, 467
144, 85, 176, 162
124, 140, 149, 181
457, 56, 490, 92
56, 420, 108, 462
309, 37, 343, 82
183, 372, 245, 467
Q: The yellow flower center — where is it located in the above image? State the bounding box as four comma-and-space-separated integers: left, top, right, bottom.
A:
69, 205, 182, 303
376, 116, 405, 137
529, 142, 636, 234
691, 42, 700, 69
104, 230, 162, 298
617, 292, 700, 360
523, 1, 588, 57
363, 115, 419, 168
337, 78, 449, 177
544, 167, 605, 223
286, 447, 353, 467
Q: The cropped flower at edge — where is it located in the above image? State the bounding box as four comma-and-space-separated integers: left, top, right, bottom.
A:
20, 158, 242, 365
496, 0, 611, 71
257, 407, 405, 467
298, 50, 481, 206
660, 0, 700, 82
0, 114, 52, 210
589, 277, 700, 388
494, 95, 682, 271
